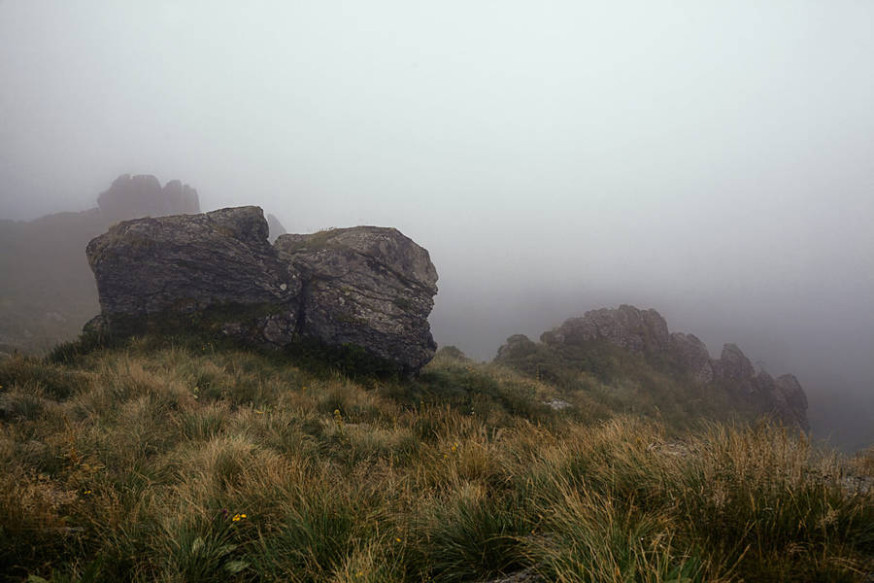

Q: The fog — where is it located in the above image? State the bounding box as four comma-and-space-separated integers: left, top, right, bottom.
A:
2, 2, 872, 448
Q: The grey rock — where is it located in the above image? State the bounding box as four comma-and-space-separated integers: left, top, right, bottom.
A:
274, 226, 438, 373
714, 343, 755, 381
86, 210, 438, 373
541, 304, 670, 353
669, 332, 714, 385
753, 370, 778, 395
87, 206, 299, 319
544, 398, 572, 410
98, 174, 200, 224
774, 374, 810, 430
495, 334, 537, 362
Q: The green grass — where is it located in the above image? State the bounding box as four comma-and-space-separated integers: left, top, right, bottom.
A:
0, 339, 871, 582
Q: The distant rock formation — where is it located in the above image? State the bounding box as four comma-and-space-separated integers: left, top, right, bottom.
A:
86, 207, 438, 373
497, 304, 810, 430
669, 332, 714, 385
540, 304, 670, 353
97, 174, 199, 224
0, 174, 202, 353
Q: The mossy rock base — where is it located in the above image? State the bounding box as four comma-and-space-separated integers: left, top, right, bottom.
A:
60, 305, 404, 379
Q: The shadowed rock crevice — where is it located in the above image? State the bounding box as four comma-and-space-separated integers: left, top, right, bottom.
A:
86, 207, 439, 373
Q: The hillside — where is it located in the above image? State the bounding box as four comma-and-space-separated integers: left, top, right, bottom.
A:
1, 335, 872, 582
0, 175, 200, 356
493, 305, 809, 431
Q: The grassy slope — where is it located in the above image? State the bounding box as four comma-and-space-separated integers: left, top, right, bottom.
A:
0, 338, 872, 583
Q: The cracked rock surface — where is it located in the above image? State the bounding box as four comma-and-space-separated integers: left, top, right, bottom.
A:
275, 226, 438, 373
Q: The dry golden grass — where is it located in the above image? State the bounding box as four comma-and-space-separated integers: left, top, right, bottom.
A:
0, 341, 871, 582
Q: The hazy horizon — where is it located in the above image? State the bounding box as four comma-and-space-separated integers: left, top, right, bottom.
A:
2, 2, 872, 448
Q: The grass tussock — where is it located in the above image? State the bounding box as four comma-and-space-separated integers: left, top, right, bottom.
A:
0, 340, 871, 582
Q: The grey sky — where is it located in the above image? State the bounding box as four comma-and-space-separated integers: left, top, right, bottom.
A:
2, 2, 873, 444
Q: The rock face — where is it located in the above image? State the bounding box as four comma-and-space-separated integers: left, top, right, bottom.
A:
98, 174, 200, 223
669, 332, 714, 385
541, 304, 670, 353
496, 334, 538, 362
87, 206, 299, 318
86, 208, 438, 373
774, 374, 809, 428
499, 304, 810, 430
275, 227, 438, 371
715, 343, 756, 381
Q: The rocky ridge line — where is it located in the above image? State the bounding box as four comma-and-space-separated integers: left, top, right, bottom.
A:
498, 304, 809, 429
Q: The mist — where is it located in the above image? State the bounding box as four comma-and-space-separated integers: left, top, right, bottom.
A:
2, 2, 872, 449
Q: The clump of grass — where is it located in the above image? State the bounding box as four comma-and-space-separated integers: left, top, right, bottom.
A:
407, 482, 530, 582
526, 482, 718, 582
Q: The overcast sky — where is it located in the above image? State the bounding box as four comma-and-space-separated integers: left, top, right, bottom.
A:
2, 2, 873, 444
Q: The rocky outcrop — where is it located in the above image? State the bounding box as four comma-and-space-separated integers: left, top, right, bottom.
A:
274, 227, 438, 371
669, 332, 714, 385
98, 174, 200, 223
774, 374, 809, 429
86, 208, 438, 373
499, 305, 810, 430
87, 206, 299, 320
541, 304, 670, 353
496, 334, 538, 362
714, 343, 756, 381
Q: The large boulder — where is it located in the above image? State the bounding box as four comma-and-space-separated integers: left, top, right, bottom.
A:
85, 208, 438, 373
274, 226, 438, 372
86, 206, 301, 346
87, 207, 299, 316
